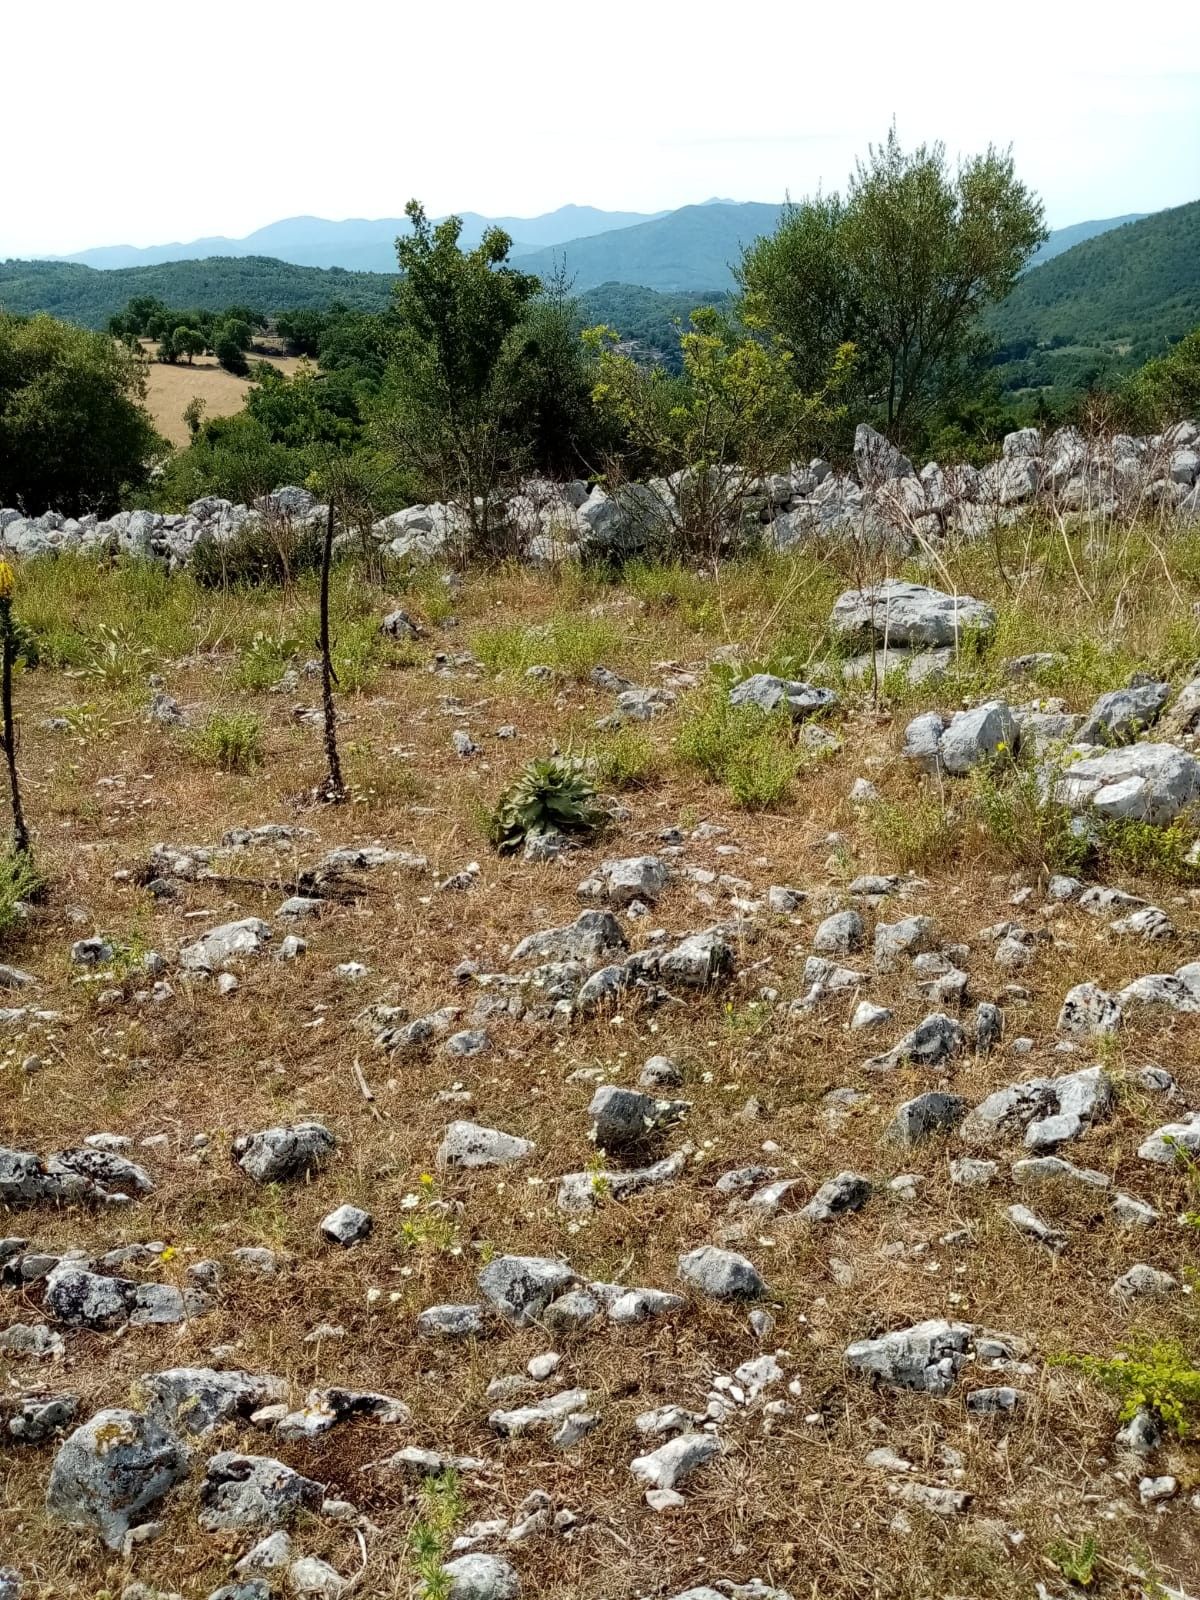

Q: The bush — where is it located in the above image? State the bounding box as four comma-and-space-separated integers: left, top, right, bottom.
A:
594, 726, 660, 789
0, 851, 42, 943
674, 689, 801, 810
1055, 1341, 1200, 1439
488, 756, 604, 853
866, 789, 962, 872
190, 711, 263, 773
0, 311, 164, 514
234, 632, 298, 691
968, 755, 1090, 876
472, 614, 625, 679
191, 516, 326, 589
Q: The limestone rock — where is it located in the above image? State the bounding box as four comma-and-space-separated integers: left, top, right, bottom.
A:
46, 1408, 188, 1550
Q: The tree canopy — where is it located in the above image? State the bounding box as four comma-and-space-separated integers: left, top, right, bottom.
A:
0, 312, 164, 513
739, 129, 1046, 440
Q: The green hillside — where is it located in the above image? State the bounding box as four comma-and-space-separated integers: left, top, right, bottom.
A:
516, 203, 783, 293
988, 200, 1200, 396
0, 256, 396, 329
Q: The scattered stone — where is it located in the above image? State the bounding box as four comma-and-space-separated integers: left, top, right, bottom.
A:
630, 1432, 719, 1490
798, 1170, 871, 1222
478, 1256, 579, 1326
588, 1084, 689, 1149
813, 910, 863, 954
233, 1123, 336, 1183
437, 1122, 535, 1170
197, 1453, 323, 1532
678, 1245, 764, 1300
887, 1092, 968, 1145
320, 1204, 372, 1246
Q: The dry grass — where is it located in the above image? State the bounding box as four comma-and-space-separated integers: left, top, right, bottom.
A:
141, 343, 306, 445
1, 519, 1198, 1599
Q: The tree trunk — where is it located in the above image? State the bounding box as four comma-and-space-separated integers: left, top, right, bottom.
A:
0, 599, 30, 857
318, 502, 346, 804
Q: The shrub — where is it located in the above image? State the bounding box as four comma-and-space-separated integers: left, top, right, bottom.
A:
472, 614, 625, 679
191, 515, 326, 589
1054, 1341, 1200, 1439
190, 711, 263, 774
1098, 816, 1199, 884
594, 726, 660, 789
674, 689, 801, 809
234, 631, 298, 691
0, 850, 42, 943
866, 789, 962, 872
488, 756, 604, 853
968, 755, 1090, 875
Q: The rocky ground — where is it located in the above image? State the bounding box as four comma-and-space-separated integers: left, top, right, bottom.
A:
0, 520, 1198, 1600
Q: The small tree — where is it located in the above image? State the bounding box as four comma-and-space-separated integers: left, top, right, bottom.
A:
171, 326, 206, 364
182, 396, 207, 439
586, 307, 854, 555
0, 312, 164, 513
739, 128, 1046, 441
214, 330, 250, 377
315, 500, 346, 804
374, 200, 539, 554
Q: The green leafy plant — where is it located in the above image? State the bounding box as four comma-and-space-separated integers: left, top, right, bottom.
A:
866, 789, 962, 872
969, 753, 1091, 876
234, 631, 298, 691
189, 711, 263, 774
408, 1469, 467, 1599
0, 849, 42, 942
674, 689, 800, 810
80, 623, 155, 688
1054, 1341, 1200, 1438
593, 726, 660, 789
488, 755, 604, 853
1047, 1533, 1101, 1589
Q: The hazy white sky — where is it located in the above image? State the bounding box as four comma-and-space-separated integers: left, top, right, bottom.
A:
5, 0, 1198, 255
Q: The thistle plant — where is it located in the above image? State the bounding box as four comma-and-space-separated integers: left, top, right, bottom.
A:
0, 560, 31, 859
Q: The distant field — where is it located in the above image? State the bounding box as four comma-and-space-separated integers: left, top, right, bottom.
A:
141, 342, 304, 446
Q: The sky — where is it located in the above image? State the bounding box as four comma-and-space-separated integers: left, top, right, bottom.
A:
4, 0, 1199, 256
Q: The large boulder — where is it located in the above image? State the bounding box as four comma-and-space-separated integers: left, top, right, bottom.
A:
477, 1256, 578, 1326
143, 1369, 288, 1436
198, 1453, 324, 1532
853, 424, 913, 485
180, 918, 271, 972
46, 1408, 189, 1549
938, 700, 1018, 775
1051, 744, 1200, 825
831, 581, 995, 648
1076, 682, 1170, 747
844, 1319, 974, 1393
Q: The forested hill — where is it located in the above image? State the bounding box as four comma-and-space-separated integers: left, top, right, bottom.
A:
514, 203, 784, 293
0, 256, 396, 328
988, 200, 1200, 394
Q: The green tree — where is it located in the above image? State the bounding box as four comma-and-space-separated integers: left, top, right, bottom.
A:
739, 129, 1046, 441
213, 322, 251, 376
1119, 327, 1200, 431
374, 199, 539, 551
0, 312, 163, 513
171, 326, 206, 364
586, 307, 853, 553
494, 277, 609, 477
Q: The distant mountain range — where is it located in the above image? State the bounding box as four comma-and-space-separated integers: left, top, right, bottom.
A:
3, 200, 1195, 402
34, 201, 1148, 292
53, 206, 670, 274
